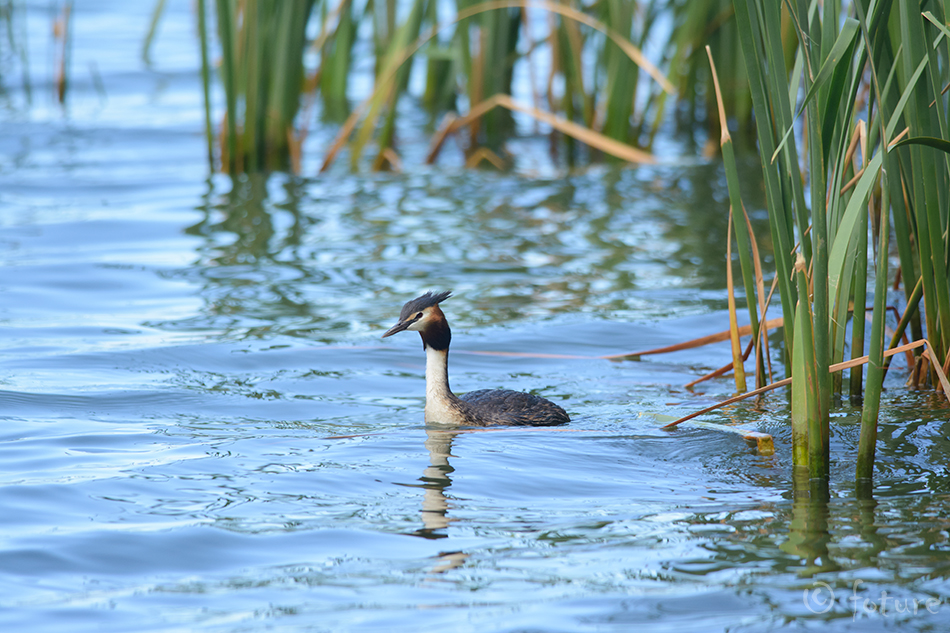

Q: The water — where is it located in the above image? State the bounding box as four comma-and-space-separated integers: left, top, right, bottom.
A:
2, 2, 950, 632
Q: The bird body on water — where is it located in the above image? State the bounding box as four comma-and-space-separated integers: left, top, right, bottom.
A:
382, 291, 570, 427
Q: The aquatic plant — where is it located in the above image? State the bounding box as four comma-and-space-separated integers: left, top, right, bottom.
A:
0, 0, 34, 106
697, 1, 950, 486
192, 0, 742, 174
196, 0, 316, 173
317, 0, 678, 172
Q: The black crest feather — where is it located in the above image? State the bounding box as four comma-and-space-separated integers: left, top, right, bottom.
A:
399, 290, 452, 320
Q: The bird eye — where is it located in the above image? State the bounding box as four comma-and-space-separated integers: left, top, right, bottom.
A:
416, 312, 423, 319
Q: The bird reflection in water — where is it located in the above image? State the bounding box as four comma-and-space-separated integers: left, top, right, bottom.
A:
416, 428, 456, 537
408, 428, 470, 574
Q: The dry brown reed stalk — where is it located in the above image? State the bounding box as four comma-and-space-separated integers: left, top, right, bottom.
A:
374, 147, 403, 172
662, 338, 949, 430
54, 1, 73, 104
707, 45, 770, 390
464, 147, 507, 169
726, 208, 747, 392
425, 113, 458, 163
684, 338, 755, 390
601, 318, 784, 361
427, 93, 657, 165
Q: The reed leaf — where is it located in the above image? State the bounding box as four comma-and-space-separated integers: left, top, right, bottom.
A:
196, 0, 214, 170
892, 135, 950, 154
883, 277, 923, 374
791, 295, 809, 468
732, 0, 798, 370
599, 0, 636, 145
214, 0, 238, 173
827, 150, 882, 318
707, 45, 764, 388
770, 17, 860, 164
320, 0, 356, 121
849, 199, 868, 400
797, 255, 826, 479
142, 0, 167, 64
857, 165, 890, 482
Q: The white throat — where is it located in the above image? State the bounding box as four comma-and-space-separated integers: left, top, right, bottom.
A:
424, 346, 460, 423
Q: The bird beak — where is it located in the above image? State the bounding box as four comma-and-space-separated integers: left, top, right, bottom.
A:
382, 320, 411, 338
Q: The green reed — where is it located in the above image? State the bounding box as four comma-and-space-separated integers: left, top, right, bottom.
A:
199, 0, 316, 173
0, 0, 33, 105
720, 0, 950, 484
665, 2, 752, 143
198, 0, 757, 173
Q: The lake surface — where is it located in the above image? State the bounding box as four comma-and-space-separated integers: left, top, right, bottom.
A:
2, 2, 950, 632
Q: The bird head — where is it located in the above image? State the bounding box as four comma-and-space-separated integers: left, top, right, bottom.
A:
382, 290, 452, 349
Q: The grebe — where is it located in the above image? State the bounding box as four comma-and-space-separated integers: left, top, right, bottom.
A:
382, 291, 570, 426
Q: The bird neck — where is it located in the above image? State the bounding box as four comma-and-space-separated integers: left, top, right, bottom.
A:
423, 340, 462, 423
425, 345, 453, 398
421, 321, 464, 424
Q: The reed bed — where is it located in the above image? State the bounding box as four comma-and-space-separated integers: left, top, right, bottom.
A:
201, 0, 316, 173
709, 1, 950, 485
194, 0, 754, 174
